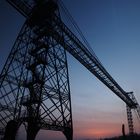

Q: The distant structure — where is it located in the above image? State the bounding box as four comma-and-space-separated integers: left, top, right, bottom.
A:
0, 0, 140, 140
122, 124, 126, 140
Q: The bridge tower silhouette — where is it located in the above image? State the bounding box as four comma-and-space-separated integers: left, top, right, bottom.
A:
0, 1, 73, 140
0, 0, 140, 140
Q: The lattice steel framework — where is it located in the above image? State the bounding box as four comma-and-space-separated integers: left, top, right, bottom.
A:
0, 0, 140, 139
126, 92, 140, 135
0, 1, 73, 140
126, 105, 134, 135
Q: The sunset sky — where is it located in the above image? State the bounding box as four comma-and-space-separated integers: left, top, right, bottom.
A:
0, 0, 140, 140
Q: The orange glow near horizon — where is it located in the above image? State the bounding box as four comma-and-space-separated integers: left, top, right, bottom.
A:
83, 127, 120, 138
73, 120, 125, 139
73, 114, 140, 139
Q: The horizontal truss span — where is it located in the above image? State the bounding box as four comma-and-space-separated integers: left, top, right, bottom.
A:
6, 0, 33, 17
45, 14, 136, 108
6, 0, 137, 108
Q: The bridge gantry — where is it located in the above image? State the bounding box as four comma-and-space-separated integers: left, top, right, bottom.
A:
0, 0, 140, 140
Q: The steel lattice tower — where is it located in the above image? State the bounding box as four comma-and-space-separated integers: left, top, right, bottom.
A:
0, 1, 73, 140
1, 0, 140, 139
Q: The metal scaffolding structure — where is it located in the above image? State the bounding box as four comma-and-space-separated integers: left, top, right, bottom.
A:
0, 0, 140, 140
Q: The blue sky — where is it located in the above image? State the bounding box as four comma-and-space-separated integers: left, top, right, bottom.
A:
0, 0, 140, 139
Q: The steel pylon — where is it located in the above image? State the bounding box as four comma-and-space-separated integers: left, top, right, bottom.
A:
126, 105, 134, 135
0, 1, 73, 140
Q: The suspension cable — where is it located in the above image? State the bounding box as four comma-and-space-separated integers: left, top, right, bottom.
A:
58, 0, 104, 66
